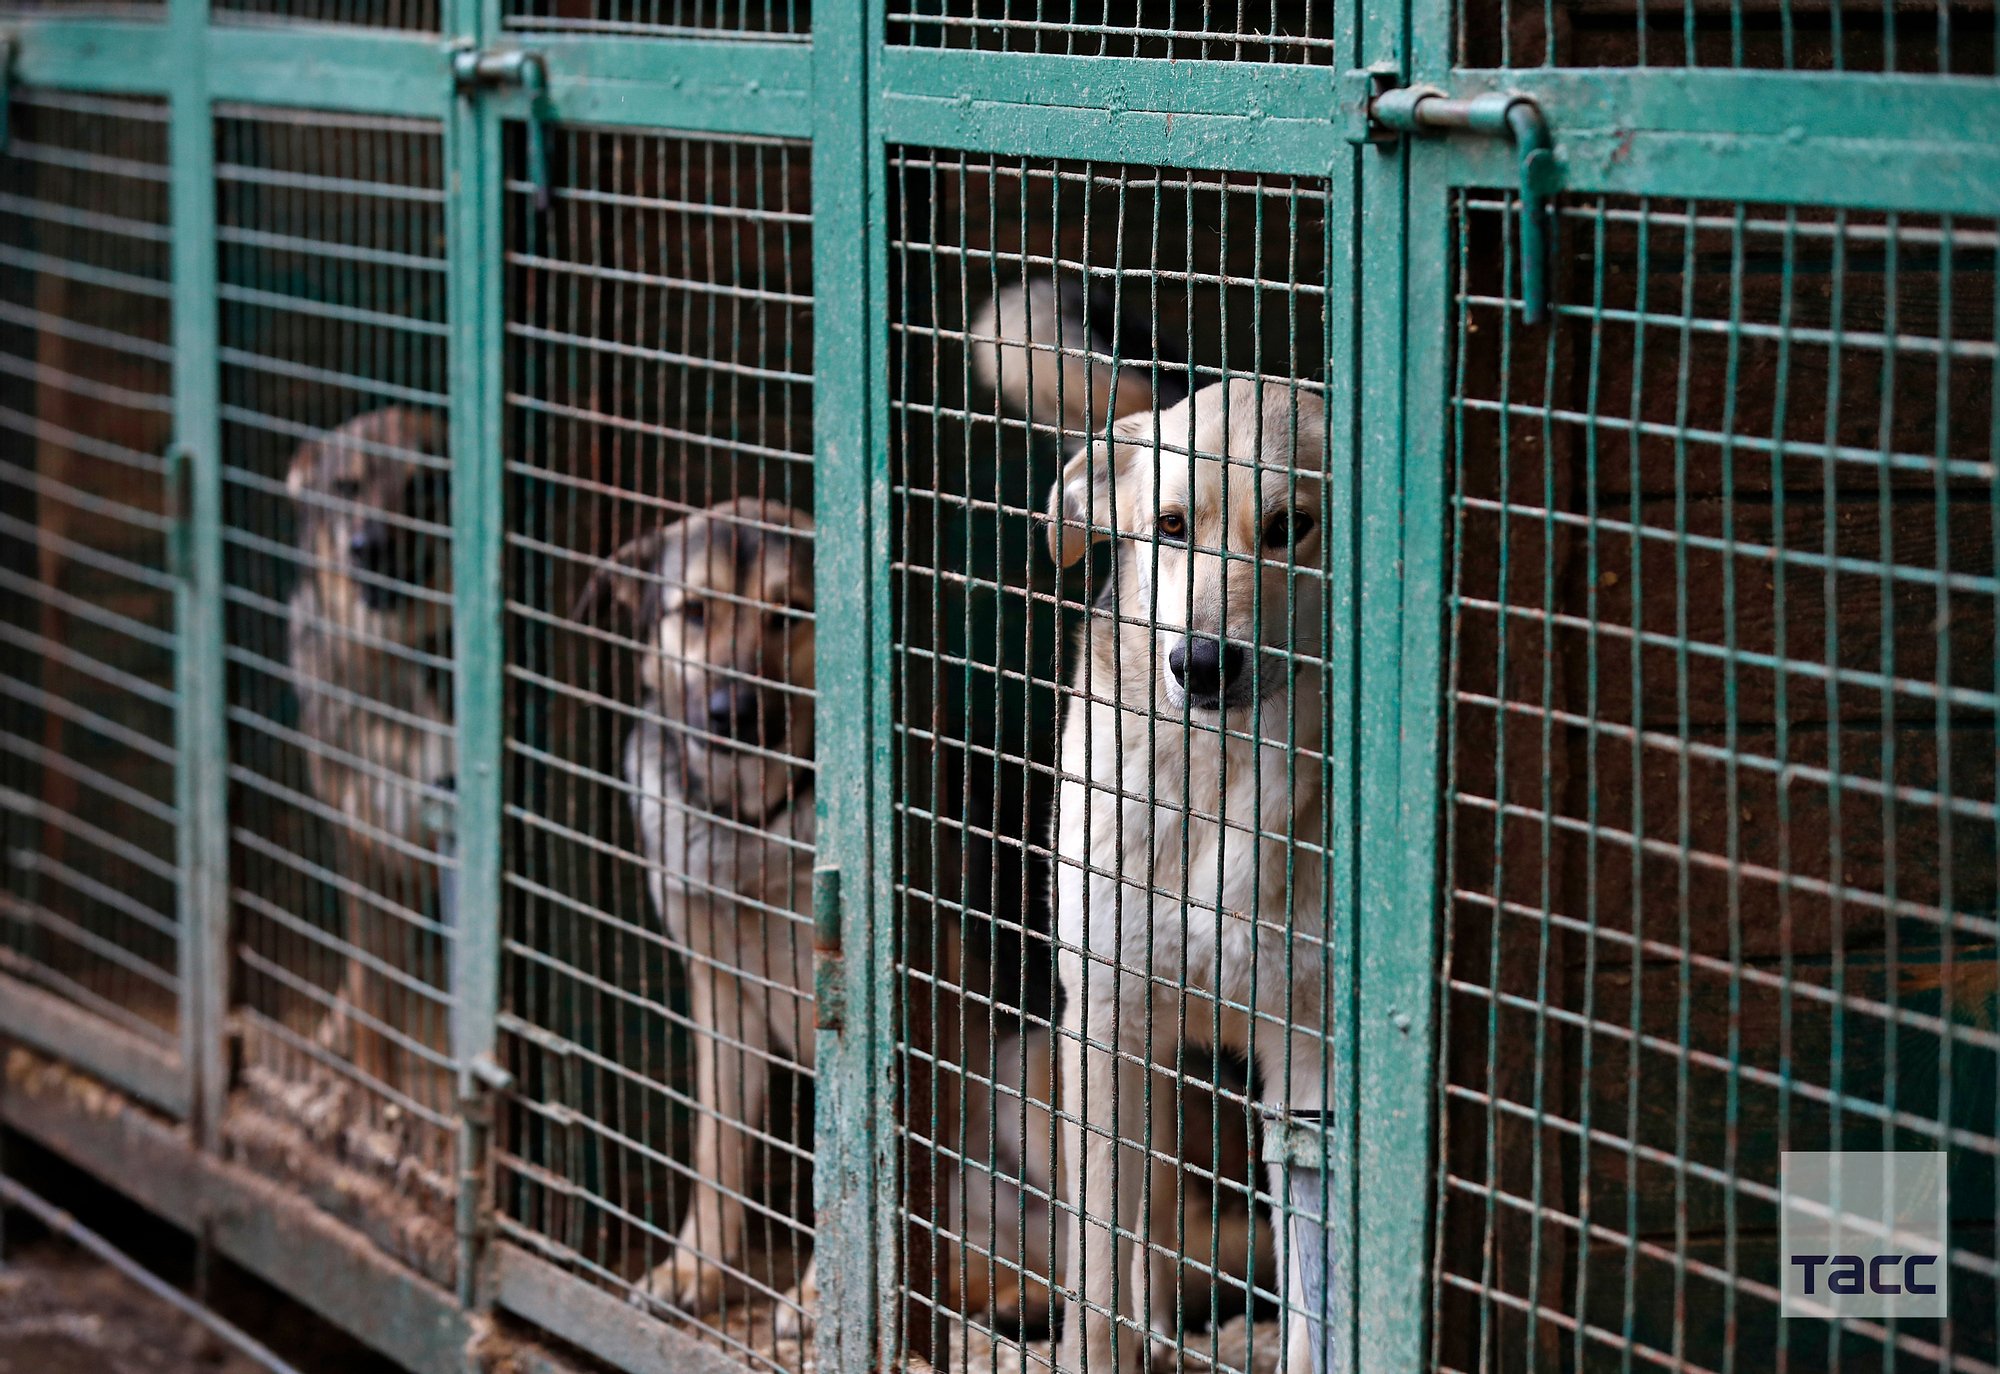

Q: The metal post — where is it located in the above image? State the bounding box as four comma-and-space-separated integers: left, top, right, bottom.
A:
445, 0, 505, 1330
167, 0, 228, 1153
809, 0, 890, 1365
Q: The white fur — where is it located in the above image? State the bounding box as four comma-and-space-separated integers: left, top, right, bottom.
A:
1050, 378, 1330, 1374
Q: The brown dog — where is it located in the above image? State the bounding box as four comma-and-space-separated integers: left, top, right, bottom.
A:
586, 497, 1053, 1343
286, 406, 455, 1113
581, 497, 821, 1329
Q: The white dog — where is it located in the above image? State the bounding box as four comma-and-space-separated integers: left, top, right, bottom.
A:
1047, 377, 1330, 1374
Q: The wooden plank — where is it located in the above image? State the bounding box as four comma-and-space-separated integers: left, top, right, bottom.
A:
490, 1243, 752, 1374
1547, 725, 1994, 961
0, 969, 185, 1116
1454, 493, 1995, 729
1574, 1227, 1997, 1374
1576, 948, 1998, 1237
1, 1047, 473, 1374
1438, 948, 1997, 1366
1455, 206, 1996, 499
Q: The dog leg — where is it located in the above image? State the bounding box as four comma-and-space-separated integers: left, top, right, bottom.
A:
1258, 1028, 1331, 1374
651, 971, 765, 1315
1056, 948, 1149, 1374
771, 1257, 818, 1339
1146, 1058, 1182, 1356
344, 885, 395, 1094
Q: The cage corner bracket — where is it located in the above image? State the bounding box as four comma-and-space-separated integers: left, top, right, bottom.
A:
1367, 86, 1561, 324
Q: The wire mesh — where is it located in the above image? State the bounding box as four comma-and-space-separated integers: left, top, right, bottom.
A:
1433, 192, 1999, 1372
491, 123, 817, 1372
0, 89, 178, 1048
0, 0, 162, 15
216, 107, 458, 1232
502, 0, 805, 42
1458, 0, 1997, 71
888, 148, 1333, 1373
210, 0, 437, 38
889, 0, 1333, 62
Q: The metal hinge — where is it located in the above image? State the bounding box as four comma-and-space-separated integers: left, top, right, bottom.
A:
1346, 71, 1561, 325
453, 46, 552, 211
812, 866, 844, 1033
456, 1052, 513, 1308
164, 444, 194, 583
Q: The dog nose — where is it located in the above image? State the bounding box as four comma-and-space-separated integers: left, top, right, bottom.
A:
707, 684, 763, 741
349, 523, 405, 610
1167, 637, 1247, 705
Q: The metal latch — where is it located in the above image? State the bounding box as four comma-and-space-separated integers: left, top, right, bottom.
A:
1355, 79, 1560, 325
453, 47, 551, 212
163, 443, 194, 583
812, 866, 844, 1032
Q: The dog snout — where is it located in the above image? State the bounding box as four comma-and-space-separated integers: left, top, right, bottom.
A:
1166, 636, 1247, 708
349, 522, 406, 611
706, 683, 764, 742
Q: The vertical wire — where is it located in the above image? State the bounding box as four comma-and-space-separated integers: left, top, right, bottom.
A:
1618, 197, 1656, 1374
1927, 210, 1957, 1371
1768, 203, 1800, 1374
888, 146, 916, 1369
1668, 196, 1699, 1374
1475, 189, 1517, 1374
1566, 193, 1613, 1374
1716, 199, 1750, 1374
1875, 210, 1904, 1211
1819, 208, 1852, 1364
1986, 200, 2000, 1367
1433, 184, 1471, 1374
1519, 175, 1563, 1371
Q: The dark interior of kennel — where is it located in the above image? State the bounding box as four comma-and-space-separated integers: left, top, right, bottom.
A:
1434, 193, 2000, 1370
888, 0, 1335, 61
1461, 0, 1996, 70
494, 121, 819, 1356
501, 0, 810, 40
0, 92, 179, 1045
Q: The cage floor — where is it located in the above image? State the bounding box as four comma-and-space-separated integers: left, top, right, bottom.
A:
223, 1044, 457, 1287
0, 946, 178, 1039
706, 1303, 1283, 1374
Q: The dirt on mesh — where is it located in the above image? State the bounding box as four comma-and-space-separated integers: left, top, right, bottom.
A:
0, 1240, 268, 1374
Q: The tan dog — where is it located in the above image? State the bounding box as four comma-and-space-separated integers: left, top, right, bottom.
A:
588, 498, 1056, 1344
286, 406, 455, 1109
968, 276, 1183, 441
1047, 378, 1330, 1374
581, 497, 820, 1328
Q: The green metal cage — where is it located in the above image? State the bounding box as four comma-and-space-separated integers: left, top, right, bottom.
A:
0, 0, 1993, 1369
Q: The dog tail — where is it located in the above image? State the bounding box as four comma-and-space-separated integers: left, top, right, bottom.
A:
968, 275, 1188, 440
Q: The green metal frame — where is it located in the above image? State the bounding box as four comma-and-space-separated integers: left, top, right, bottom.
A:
1, 0, 1995, 1363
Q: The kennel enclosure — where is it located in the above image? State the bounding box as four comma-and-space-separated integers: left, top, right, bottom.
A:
0, 0, 1996, 1370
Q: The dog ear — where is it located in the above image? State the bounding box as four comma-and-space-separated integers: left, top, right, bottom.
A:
571, 525, 678, 624
285, 433, 324, 509
1044, 408, 1158, 568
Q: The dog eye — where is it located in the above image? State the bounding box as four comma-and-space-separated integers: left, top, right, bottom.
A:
1155, 511, 1187, 541
679, 600, 706, 627
330, 479, 363, 502
1263, 510, 1315, 550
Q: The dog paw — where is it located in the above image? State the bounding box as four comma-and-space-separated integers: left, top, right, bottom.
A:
771, 1261, 818, 1339
643, 1249, 725, 1317
311, 1007, 351, 1056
